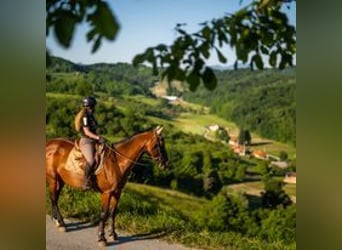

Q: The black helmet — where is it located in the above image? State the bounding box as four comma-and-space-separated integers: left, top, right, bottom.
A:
82, 96, 97, 108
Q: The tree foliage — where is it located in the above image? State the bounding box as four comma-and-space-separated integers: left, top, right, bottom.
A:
46, 0, 119, 53
183, 68, 296, 145
238, 128, 252, 145
46, 0, 296, 91
133, 0, 296, 90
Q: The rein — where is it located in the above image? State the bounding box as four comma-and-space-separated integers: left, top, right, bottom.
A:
105, 143, 153, 166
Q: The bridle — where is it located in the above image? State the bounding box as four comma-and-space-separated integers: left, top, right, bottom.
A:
105, 131, 165, 167
149, 131, 164, 163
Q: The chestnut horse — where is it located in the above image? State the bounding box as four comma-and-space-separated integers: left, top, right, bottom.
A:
46, 126, 168, 246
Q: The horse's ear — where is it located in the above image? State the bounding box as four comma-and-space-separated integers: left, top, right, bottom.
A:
156, 126, 164, 135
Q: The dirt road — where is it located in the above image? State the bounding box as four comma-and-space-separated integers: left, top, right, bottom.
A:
46, 215, 193, 250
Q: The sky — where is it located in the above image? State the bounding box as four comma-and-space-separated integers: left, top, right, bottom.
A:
46, 0, 296, 66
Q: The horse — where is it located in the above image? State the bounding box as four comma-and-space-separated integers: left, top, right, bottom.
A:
46, 126, 168, 246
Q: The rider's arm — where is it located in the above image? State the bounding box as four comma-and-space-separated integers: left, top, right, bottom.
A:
82, 126, 100, 141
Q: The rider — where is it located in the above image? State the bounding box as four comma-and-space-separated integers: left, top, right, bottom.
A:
74, 96, 105, 190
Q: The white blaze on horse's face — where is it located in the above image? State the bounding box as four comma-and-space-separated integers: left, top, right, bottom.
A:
149, 126, 168, 169
155, 126, 164, 135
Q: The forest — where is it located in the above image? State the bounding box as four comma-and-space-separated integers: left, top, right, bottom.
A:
184, 68, 296, 145
46, 56, 296, 249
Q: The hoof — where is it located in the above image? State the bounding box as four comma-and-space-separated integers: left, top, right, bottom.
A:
58, 226, 66, 232
108, 235, 118, 242
98, 240, 107, 247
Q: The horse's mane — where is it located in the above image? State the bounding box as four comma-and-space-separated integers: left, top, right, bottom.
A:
111, 127, 154, 147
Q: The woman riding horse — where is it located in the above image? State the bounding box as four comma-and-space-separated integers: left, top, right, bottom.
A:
46, 126, 168, 246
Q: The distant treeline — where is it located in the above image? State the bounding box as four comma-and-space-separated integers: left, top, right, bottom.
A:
47, 56, 295, 145
184, 68, 296, 145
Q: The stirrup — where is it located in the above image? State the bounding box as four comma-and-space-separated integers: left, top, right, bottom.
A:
82, 179, 92, 190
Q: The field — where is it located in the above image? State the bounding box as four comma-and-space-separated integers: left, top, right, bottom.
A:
172, 112, 296, 159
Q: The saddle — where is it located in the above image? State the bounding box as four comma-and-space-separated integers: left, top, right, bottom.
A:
64, 139, 105, 176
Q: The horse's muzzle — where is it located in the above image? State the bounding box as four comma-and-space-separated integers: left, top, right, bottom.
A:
159, 161, 168, 169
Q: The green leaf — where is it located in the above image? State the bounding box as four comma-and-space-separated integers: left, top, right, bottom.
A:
253, 54, 264, 70
262, 31, 274, 46
91, 35, 102, 53
54, 13, 76, 48
186, 71, 201, 92
132, 54, 145, 66
269, 51, 277, 67
174, 68, 185, 81
202, 67, 217, 90
260, 45, 269, 55
155, 44, 168, 52
215, 48, 227, 63
145, 48, 154, 63
279, 53, 286, 69
234, 60, 238, 70
86, 29, 97, 42
199, 43, 210, 59
236, 45, 248, 63
96, 2, 120, 40
201, 26, 211, 40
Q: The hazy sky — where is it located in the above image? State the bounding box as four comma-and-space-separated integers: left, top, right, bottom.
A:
46, 0, 296, 66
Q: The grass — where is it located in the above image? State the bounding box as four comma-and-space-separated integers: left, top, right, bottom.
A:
46, 182, 295, 250
172, 112, 296, 159
174, 112, 238, 135
227, 180, 296, 202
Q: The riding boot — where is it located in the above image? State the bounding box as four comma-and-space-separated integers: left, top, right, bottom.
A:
83, 164, 93, 190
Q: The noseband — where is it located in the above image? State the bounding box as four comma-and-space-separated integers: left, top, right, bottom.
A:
149, 131, 164, 164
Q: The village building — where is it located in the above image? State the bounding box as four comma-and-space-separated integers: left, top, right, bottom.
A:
284, 172, 296, 184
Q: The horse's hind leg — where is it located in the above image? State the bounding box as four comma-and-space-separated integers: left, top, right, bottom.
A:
48, 176, 66, 231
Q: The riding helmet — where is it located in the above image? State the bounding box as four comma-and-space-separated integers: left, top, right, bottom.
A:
82, 96, 97, 108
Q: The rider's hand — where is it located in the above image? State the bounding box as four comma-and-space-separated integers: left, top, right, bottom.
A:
98, 137, 106, 144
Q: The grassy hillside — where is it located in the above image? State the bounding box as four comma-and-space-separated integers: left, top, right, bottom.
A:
46, 183, 295, 250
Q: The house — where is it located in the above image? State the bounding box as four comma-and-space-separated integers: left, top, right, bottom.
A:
232, 144, 246, 156
284, 172, 296, 184
206, 124, 220, 131
251, 150, 268, 160
161, 95, 178, 101
228, 138, 238, 146
270, 161, 290, 169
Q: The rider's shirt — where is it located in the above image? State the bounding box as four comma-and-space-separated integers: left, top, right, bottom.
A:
80, 113, 97, 138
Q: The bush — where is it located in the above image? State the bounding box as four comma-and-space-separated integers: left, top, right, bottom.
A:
259, 205, 296, 243
261, 179, 292, 209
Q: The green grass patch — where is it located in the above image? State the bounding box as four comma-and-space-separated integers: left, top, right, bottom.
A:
46, 182, 295, 250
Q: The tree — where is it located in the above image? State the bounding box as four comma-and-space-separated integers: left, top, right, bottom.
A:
75, 80, 93, 96
215, 128, 230, 142
203, 170, 223, 197
46, 0, 119, 54
238, 128, 252, 145
46, 0, 296, 91
279, 150, 288, 161
261, 178, 292, 209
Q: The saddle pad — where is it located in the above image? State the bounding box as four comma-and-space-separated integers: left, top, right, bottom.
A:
64, 147, 85, 175
64, 147, 105, 175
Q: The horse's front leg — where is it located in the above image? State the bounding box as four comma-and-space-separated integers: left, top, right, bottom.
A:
108, 190, 122, 241
97, 192, 111, 247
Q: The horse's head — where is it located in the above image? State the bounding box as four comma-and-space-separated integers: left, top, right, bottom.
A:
145, 126, 169, 169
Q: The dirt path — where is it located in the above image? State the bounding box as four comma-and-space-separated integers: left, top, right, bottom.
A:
46, 215, 194, 250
